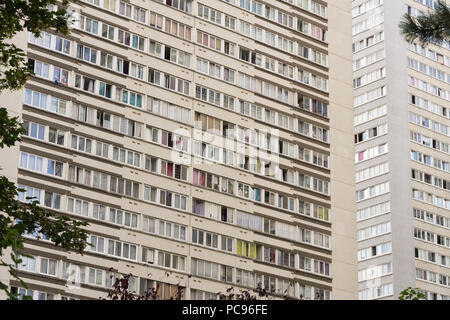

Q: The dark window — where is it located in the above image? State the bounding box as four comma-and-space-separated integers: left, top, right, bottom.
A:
239, 48, 249, 61
96, 111, 104, 127
168, 133, 173, 147
28, 59, 35, 71
149, 69, 155, 83
251, 52, 257, 64
123, 60, 129, 75
164, 47, 171, 60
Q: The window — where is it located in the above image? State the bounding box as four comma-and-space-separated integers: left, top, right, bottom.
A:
86, 267, 104, 286
18, 255, 36, 272
353, 50, 385, 71
109, 176, 140, 198
112, 147, 141, 167
357, 222, 391, 241
356, 182, 389, 201
28, 59, 50, 79
99, 52, 114, 70
147, 96, 191, 124
75, 74, 95, 93
192, 228, 218, 249
191, 258, 232, 282
141, 247, 155, 265
142, 216, 186, 241
66, 197, 89, 217
192, 199, 233, 223
48, 127, 65, 146
157, 250, 186, 271
356, 143, 389, 162
55, 36, 71, 54
260, 245, 295, 268
358, 242, 392, 261
76, 44, 97, 64
109, 208, 138, 228
39, 257, 57, 276
79, 16, 99, 35
236, 240, 257, 259
107, 239, 137, 261
44, 191, 61, 209
165, 0, 192, 13
119, 1, 132, 18
29, 31, 51, 49
160, 160, 187, 181
148, 68, 191, 95
86, 203, 105, 221
149, 12, 192, 40
91, 171, 108, 191
17, 185, 43, 202
197, 30, 235, 56
194, 85, 231, 109
24, 88, 47, 109
191, 289, 218, 300
12, 287, 54, 300
116, 88, 142, 108
117, 29, 145, 51
100, 22, 115, 40
237, 211, 263, 232
164, 45, 191, 67
20, 152, 63, 178
193, 169, 233, 194
52, 66, 69, 86
133, 6, 147, 23
68, 165, 91, 186
23, 121, 45, 141
94, 141, 109, 158
144, 185, 187, 211
355, 124, 388, 143
158, 130, 189, 152
357, 202, 390, 220
71, 134, 92, 153
299, 256, 330, 276
354, 104, 387, 125
89, 235, 105, 253
149, 41, 162, 59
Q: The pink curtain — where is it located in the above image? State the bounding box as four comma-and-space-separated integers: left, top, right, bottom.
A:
199, 172, 205, 186
193, 170, 198, 185
167, 163, 173, 177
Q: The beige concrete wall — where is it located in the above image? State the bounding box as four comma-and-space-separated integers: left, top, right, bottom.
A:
328, 0, 358, 299
0, 0, 357, 300
0, 31, 29, 300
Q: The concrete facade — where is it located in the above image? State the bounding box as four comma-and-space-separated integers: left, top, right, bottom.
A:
352, 0, 450, 300
0, 0, 356, 300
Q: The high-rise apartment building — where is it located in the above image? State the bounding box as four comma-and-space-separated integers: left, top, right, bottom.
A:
352, 0, 450, 300
0, 0, 356, 300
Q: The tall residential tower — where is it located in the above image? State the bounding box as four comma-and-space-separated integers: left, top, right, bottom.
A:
0, 0, 356, 300
352, 0, 450, 300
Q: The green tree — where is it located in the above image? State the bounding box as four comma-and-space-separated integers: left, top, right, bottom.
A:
399, 0, 450, 45
0, 0, 89, 300
398, 287, 426, 300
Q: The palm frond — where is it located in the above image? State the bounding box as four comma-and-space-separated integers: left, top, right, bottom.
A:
399, 0, 450, 45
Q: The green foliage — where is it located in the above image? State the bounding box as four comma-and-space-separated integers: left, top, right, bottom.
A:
0, 130, 90, 299
399, 0, 450, 45
0, 0, 75, 92
0, 108, 25, 149
0, 43, 31, 92
398, 287, 426, 300
0, 0, 88, 300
